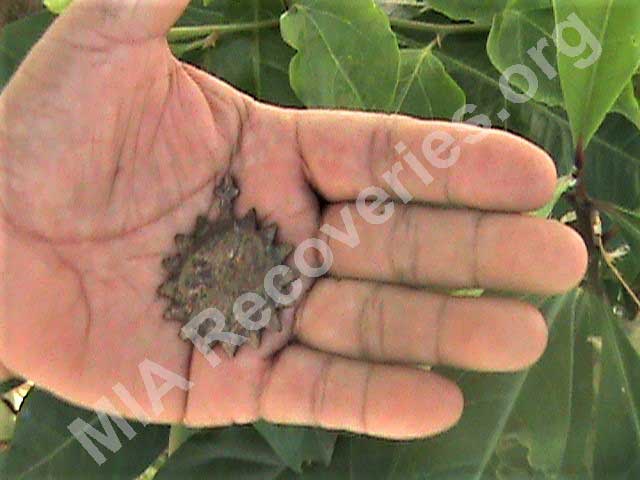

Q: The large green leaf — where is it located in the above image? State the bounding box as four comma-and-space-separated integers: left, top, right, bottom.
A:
435, 33, 575, 168
593, 293, 640, 478
488, 4, 640, 136
288, 436, 419, 479
0, 11, 55, 89
613, 80, 640, 130
426, 0, 510, 21
487, 5, 561, 107
176, 0, 225, 25
508, 290, 595, 477
155, 426, 289, 479
412, 291, 594, 479
552, 0, 640, 146
393, 47, 466, 119
157, 427, 418, 479
427, 0, 550, 22
253, 422, 338, 473
435, 33, 640, 210
175, 1, 300, 106
44, 0, 73, 14
0, 389, 168, 479
0, 378, 24, 395
532, 175, 576, 219
493, 435, 540, 479
280, 0, 400, 110
602, 204, 640, 284
0, 400, 15, 443
375, 0, 427, 19
584, 114, 640, 210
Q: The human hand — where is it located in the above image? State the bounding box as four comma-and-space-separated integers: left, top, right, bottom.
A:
0, 0, 587, 439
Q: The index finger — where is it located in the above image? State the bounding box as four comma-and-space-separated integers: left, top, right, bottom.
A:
295, 110, 557, 212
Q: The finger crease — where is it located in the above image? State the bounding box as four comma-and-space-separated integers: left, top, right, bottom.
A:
471, 212, 487, 289
388, 207, 407, 284
434, 295, 450, 365
256, 349, 284, 420
407, 208, 422, 285
376, 289, 387, 360
292, 286, 313, 339
360, 284, 385, 359
367, 114, 396, 189
360, 364, 374, 435
311, 355, 333, 427
293, 112, 316, 190
443, 159, 455, 205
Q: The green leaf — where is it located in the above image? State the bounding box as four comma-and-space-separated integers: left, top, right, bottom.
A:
159, 428, 414, 479
0, 389, 169, 479
488, 6, 640, 134
602, 204, 640, 282
375, 0, 427, 19
435, 33, 640, 210
584, 114, 640, 210
0, 11, 55, 90
183, 30, 300, 106
494, 435, 540, 479
426, 0, 510, 21
412, 291, 595, 479
280, 0, 400, 110
393, 47, 466, 119
509, 290, 595, 476
532, 174, 575, 218
43, 0, 73, 14
175, 1, 300, 106
167, 424, 197, 455
0, 394, 16, 472
291, 436, 419, 479
176, 1, 225, 24
253, 422, 337, 473
426, 0, 550, 22
593, 293, 640, 478
487, 5, 562, 107
435, 33, 572, 169
0, 401, 15, 443
156, 427, 416, 479
613, 80, 640, 131
552, 0, 640, 146
155, 426, 288, 479
0, 378, 24, 395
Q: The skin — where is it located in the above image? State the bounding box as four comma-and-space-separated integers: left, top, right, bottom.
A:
0, 0, 588, 440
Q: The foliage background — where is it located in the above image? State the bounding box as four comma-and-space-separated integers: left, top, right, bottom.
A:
1, 0, 640, 478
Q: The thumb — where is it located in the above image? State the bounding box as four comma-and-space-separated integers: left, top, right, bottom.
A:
0, 0, 191, 181
0, 0, 190, 110
1, 0, 189, 104
57, 0, 191, 43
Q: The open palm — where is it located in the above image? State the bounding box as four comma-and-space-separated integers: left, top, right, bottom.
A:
0, 0, 587, 439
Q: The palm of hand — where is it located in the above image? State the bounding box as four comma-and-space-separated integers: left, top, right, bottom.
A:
0, 2, 587, 440
0, 20, 323, 424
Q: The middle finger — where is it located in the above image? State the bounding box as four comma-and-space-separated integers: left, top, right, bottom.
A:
320, 203, 587, 295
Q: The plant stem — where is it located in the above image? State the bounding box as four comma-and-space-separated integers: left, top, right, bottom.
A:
167, 424, 194, 455
570, 143, 602, 293
167, 15, 489, 45
389, 18, 492, 35
170, 37, 208, 56
167, 18, 280, 43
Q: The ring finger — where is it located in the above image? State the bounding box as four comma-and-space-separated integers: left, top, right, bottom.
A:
295, 278, 548, 371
